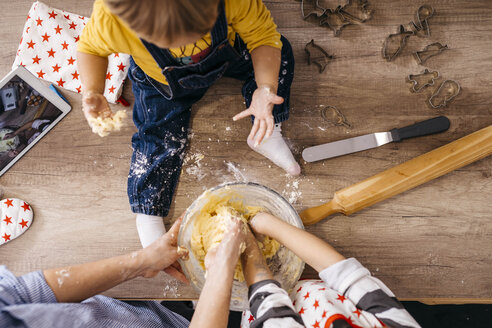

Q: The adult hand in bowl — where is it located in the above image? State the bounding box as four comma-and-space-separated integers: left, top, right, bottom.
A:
204, 218, 248, 274
137, 217, 189, 282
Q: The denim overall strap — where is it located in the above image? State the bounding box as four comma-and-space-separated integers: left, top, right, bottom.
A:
140, 0, 227, 70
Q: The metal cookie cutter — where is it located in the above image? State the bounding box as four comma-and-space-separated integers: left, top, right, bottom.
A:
407, 69, 440, 93
301, 0, 325, 19
305, 39, 334, 73
382, 25, 414, 61
339, 0, 372, 22
321, 105, 351, 128
414, 42, 449, 65
319, 6, 352, 37
428, 80, 461, 109
410, 5, 435, 37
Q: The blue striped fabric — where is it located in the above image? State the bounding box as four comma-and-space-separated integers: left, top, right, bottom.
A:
0, 266, 190, 328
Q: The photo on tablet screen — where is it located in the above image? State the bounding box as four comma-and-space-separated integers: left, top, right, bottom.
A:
0, 76, 63, 172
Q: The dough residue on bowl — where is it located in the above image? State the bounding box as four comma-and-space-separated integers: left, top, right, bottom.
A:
190, 195, 280, 282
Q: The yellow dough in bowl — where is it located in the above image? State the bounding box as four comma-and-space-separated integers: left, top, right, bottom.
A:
190, 196, 280, 282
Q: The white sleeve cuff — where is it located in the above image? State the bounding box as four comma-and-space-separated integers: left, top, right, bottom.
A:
319, 258, 371, 294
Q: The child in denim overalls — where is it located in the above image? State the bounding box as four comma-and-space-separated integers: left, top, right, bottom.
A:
77, 0, 300, 247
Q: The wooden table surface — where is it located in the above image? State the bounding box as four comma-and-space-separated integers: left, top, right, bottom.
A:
0, 0, 491, 303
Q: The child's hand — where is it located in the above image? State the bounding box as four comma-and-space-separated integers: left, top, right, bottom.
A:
233, 85, 284, 146
82, 91, 113, 124
249, 212, 277, 236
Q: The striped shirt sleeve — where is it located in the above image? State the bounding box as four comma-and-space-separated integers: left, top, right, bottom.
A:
0, 266, 57, 307
319, 258, 421, 328
248, 279, 304, 328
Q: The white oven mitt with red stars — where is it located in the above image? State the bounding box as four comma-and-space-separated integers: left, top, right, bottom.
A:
0, 198, 33, 246
12, 1, 130, 104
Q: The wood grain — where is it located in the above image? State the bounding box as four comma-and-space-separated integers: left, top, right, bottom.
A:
0, 0, 491, 302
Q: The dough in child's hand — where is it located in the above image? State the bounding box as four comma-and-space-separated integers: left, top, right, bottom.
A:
190, 196, 280, 282
89, 110, 127, 137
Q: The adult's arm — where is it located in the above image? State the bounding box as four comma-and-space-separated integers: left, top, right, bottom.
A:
43, 218, 187, 302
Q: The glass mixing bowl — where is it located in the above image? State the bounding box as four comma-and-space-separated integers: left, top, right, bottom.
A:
178, 182, 305, 311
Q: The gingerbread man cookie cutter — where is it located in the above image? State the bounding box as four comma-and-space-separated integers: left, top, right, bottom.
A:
407, 69, 440, 93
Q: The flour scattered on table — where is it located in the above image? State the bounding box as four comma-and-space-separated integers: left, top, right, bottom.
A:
183, 152, 207, 181
282, 175, 302, 204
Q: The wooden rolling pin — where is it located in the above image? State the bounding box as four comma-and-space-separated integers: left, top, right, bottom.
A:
300, 125, 492, 225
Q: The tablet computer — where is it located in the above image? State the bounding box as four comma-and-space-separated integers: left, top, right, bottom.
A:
0, 66, 71, 176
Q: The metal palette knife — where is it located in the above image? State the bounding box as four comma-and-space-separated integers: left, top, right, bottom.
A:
302, 116, 451, 162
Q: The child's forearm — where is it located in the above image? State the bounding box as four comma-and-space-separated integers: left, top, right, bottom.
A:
77, 51, 108, 94
251, 45, 281, 91
241, 231, 273, 286
251, 213, 345, 272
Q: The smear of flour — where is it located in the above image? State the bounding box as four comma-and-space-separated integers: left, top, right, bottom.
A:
56, 269, 71, 288
163, 278, 182, 297
225, 161, 247, 182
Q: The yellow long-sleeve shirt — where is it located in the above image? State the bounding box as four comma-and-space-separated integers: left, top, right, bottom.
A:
78, 0, 282, 85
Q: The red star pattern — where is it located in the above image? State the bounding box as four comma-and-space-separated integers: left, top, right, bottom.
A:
4, 199, 13, 207
19, 219, 29, 229
2, 233, 10, 242
3, 216, 12, 225
248, 315, 254, 323
312, 320, 320, 328
297, 286, 303, 293
336, 294, 347, 303
318, 288, 326, 291
48, 10, 57, 19
303, 292, 310, 300
32, 55, 41, 64
15, 5, 129, 102
313, 299, 320, 310
47, 48, 56, 57
54, 25, 62, 34
41, 32, 50, 42
298, 307, 305, 315
57, 78, 66, 87
322, 310, 327, 318
353, 308, 362, 318
21, 202, 31, 212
